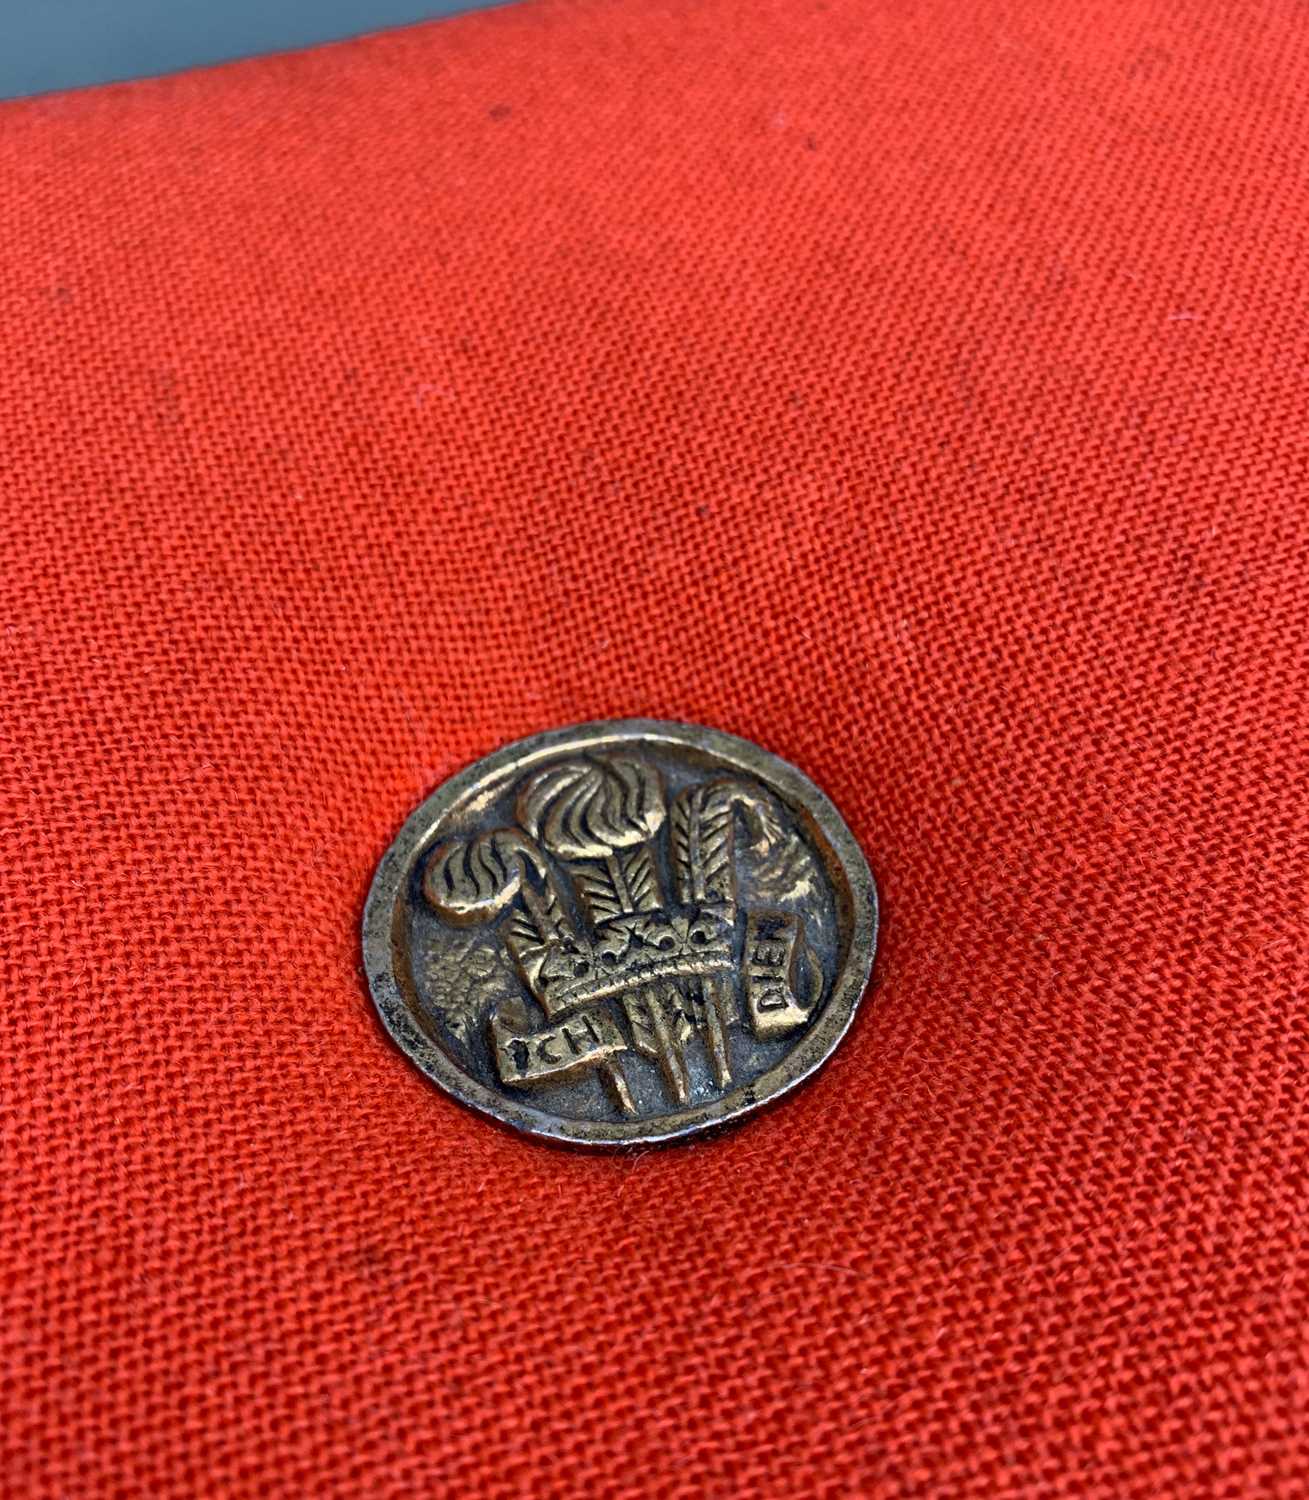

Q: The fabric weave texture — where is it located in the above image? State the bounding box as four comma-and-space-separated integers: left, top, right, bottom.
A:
2, 1, 1307, 1494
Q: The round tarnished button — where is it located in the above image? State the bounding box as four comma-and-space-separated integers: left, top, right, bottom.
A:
363, 719, 877, 1146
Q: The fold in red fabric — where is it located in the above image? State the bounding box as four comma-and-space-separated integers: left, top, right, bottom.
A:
2, 1, 1306, 1494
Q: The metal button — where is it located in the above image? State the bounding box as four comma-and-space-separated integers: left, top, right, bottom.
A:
363, 719, 878, 1146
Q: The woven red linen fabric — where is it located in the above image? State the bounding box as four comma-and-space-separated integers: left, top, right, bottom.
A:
3, 1, 1307, 1494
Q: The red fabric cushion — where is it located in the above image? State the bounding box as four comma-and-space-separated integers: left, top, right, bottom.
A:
3, 1, 1306, 1493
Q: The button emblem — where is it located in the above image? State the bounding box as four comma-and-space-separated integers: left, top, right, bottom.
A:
363, 720, 877, 1145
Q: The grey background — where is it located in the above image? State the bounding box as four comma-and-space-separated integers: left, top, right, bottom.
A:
0, 1, 501, 102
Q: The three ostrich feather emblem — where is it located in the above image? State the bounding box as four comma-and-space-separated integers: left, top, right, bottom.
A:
423, 753, 820, 1115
